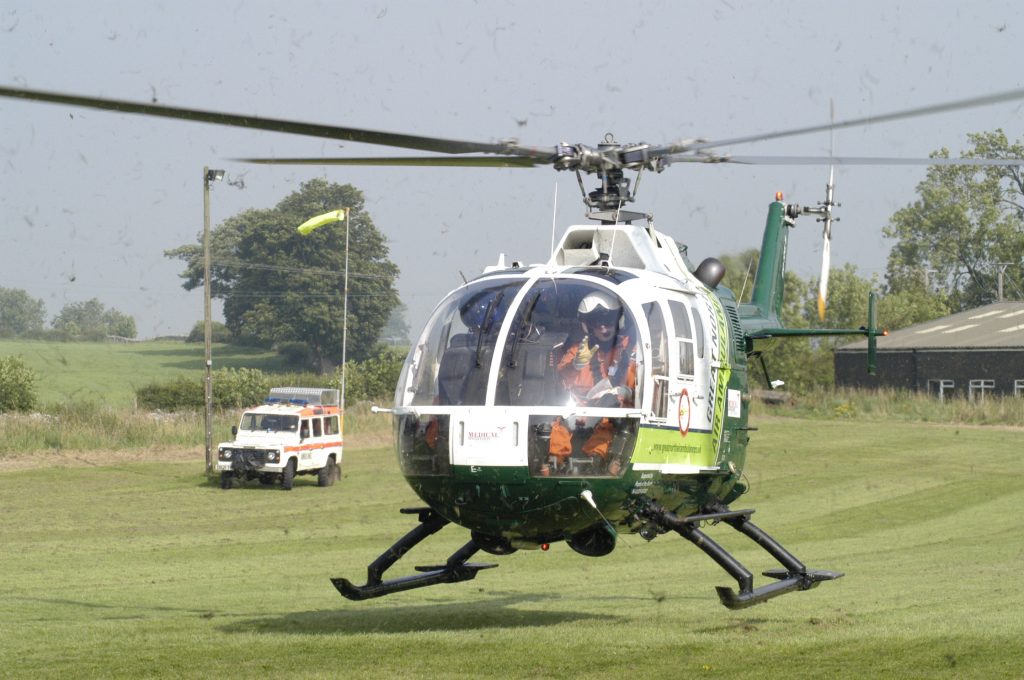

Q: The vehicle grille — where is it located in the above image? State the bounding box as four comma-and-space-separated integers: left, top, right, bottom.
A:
231, 449, 269, 471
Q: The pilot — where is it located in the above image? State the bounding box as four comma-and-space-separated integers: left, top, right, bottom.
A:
549, 290, 636, 472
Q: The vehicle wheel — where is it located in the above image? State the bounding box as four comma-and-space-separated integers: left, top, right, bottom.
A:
281, 458, 296, 490
318, 458, 338, 487
219, 471, 233, 489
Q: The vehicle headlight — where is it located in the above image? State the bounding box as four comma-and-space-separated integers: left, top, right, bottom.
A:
267, 451, 279, 462
218, 448, 233, 460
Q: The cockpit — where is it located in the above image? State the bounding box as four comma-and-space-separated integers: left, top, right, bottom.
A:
395, 274, 646, 479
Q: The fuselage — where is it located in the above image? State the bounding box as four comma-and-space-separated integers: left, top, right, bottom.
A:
391, 222, 753, 548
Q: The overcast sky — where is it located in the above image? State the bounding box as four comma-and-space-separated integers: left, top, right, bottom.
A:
2, 1, 1022, 340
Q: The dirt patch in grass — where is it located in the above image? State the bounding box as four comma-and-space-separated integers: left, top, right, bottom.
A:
0, 431, 393, 473
0, 446, 196, 472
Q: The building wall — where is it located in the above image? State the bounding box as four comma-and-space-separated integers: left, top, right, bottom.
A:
834, 349, 1024, 398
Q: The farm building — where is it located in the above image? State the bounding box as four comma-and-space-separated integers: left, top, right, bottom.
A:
834, 301, 1024, 399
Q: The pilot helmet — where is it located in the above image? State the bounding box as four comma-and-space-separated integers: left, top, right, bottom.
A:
577, 290, 622, 328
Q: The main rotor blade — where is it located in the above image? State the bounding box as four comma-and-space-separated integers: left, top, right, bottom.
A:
236, 155, 548, 168
0, 85, 552, 158
667, 154, 1024, 166
679, 88, 1024, 153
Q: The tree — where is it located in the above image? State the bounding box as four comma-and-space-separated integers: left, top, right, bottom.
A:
103, 308, 137, 338
750, 270, 830, 390
52, 299, 137, 339
186, 320, 232, 343
381, 301, 411, 346
166, 179, 400, 369
0, 355, 38, 412
0, 287, 46, 337
877, 284, 950, 331
884, 131, 1024, 311
718, 248, 760, 303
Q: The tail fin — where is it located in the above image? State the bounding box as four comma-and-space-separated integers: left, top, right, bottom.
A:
743, 199, 792, 327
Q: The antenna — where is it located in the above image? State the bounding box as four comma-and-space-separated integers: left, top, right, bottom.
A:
550, 181, 558, 256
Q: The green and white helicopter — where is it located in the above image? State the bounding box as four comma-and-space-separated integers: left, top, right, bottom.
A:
3, 85, 1023, 608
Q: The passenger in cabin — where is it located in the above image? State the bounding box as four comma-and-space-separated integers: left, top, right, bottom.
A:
549, 290, 637, 473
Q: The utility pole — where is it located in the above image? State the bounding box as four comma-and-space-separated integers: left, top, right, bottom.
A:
995, 262, 1012, 301
203, 167, 224, 475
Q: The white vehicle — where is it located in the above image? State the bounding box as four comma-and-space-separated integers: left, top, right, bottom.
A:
217, 387, 343, 490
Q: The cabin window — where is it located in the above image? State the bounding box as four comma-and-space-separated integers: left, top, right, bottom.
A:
399, 279, 523, 406
397, 414, 450, 476
691, 307, 705, 359
668, 300, 695, 377
969, 379, 995, 402
525, 415, 635, 479
644, 301, 670, 418
496, 279, 640, 409
324, 415, 340, 435
312, 417, 323, 438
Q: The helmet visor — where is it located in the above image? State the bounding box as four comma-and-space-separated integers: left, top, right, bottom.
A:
581, 308, 620, 328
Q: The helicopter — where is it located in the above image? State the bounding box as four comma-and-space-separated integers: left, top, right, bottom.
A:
3, 84, 1023, 609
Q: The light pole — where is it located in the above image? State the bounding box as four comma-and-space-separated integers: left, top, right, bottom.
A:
203, 166, 224, 475
297, 208, 351, 413
995, 262, 1012, 301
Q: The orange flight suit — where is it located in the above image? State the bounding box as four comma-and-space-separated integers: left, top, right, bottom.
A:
549, 335, 636, 461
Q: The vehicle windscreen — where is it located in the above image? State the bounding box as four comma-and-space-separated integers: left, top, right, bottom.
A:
239, 413, 300, 433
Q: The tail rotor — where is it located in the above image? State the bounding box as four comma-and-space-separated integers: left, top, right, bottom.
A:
803, 99, 839, 321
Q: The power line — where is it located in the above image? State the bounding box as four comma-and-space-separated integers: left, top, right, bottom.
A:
225, 292, 396, 300
211, 258, 394, 281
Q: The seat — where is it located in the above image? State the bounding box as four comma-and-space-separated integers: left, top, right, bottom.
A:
502, 332, 567, 405
437, 333, 491, 405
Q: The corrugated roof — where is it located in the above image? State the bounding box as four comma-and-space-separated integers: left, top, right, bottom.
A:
836, 301, 1024, 352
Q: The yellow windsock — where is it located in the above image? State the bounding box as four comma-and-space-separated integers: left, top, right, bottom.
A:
297, 209, 346, 235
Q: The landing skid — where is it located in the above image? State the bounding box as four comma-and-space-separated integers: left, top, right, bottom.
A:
643, 503, 843, 609
331, 507, 497, 601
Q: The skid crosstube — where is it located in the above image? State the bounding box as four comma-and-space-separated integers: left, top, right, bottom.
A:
644, 503, 843, 610
331, 507, 497, 601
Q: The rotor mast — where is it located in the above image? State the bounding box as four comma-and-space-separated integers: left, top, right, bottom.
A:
556, 133, 655, 223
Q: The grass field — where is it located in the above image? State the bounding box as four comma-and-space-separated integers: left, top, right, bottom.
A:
1, 416, 1022, 679
0, 338, 287, 407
